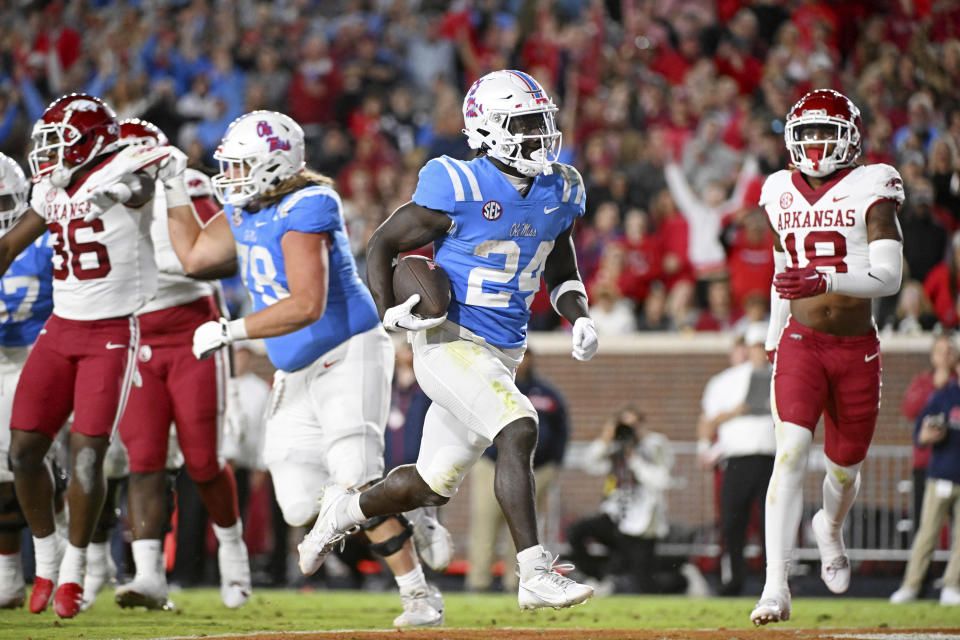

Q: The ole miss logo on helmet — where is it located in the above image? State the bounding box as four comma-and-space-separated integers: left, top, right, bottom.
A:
256, 120, 291, 152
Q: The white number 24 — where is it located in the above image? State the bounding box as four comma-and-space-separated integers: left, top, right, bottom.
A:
465, 240, 554, 309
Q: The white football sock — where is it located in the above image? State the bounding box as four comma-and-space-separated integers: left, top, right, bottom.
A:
343, 493, 366, 529
516, 544, 547, 581
761, 421, 812, 596
131, 539, 163, 581
213, 521, 243, 545
395, 564, 427, 595
33, 534, 60, 581
86, 541, 108, 573
58, 543, 87, 586
822, 458, 862, 531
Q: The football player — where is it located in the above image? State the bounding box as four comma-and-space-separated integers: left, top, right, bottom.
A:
0, 93, 170, 618
162, 110, 444, 628
105, 119, 250, 612
298, 69, 598, 611
750, 89, 905, 625
0, 153, 54, 609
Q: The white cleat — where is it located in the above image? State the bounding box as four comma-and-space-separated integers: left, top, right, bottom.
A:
218, 540, 252, 609
114, 576, 174, 611
890, 586, 918, 604
811, 509, 850, 594
941, 586, 960, 606
81, 550, 116, 610
517, 551, 593, 610
393, 585, 444, 627
0, 562, 25, 609
409, 507, 454, 571
750, 590, 791, 626
297, 484, 355, 576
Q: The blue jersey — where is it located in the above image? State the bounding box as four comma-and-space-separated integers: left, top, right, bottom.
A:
224, 186, 380, 371
0, 233, 54, 347
412, 156, 585, 348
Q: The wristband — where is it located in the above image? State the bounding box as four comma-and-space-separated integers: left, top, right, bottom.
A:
165, 177, 191, 209
550, 279, 588, 315
228, 318, 249, 341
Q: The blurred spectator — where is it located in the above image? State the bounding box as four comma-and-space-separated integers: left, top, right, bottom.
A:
695, 278, 741, 332
884, 281, 940, 335
589, 282, 637, 336
900, 334, 959, 536
890, 356, 960, 606
923, 231, 960, 330
666, 279, 699, 332
901, 177, 948, 284
636, 281, 671, 332
697, 323, 775, 596
894, 91, 941, 155
467, 350, 569, 593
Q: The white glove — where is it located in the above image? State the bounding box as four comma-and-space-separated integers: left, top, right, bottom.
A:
192, 317, 240, 360
157, 146, 188, 183
571, 317, 598, 361
83, 182, 133, 222
382, 294, 447, 332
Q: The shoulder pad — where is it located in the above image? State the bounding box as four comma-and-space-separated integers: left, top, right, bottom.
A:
551, 163, 585, 205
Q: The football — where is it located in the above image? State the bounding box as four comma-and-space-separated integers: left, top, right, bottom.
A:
392, 255, 452, 319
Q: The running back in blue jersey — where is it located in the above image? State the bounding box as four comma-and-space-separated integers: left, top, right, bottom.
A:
412, 155, 585, 349
224, 186, 380, 371
0, 233, 54, 347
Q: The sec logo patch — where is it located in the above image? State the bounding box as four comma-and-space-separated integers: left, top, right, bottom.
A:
481, 200, 502, 221
780, 192, 793, 208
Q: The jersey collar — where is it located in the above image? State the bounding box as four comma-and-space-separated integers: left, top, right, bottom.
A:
790, 167, 854, 207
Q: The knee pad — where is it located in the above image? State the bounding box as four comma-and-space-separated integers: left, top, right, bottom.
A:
0, 484, 26, 533
366, 515, 413, 558
281, 500, 320, 528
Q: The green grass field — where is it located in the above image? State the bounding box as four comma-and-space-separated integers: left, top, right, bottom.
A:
2, 589, 960, 640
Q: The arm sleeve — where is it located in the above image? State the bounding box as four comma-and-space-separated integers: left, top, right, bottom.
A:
766, 248, 790, 352
279, 188, 342, 235
827, 239, 903, 298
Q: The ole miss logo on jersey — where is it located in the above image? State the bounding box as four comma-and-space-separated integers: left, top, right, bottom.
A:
481, 200, 502, 221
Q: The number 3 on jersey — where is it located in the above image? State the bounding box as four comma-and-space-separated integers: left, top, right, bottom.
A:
466, 240, 554, 309
48, 219, 111, 281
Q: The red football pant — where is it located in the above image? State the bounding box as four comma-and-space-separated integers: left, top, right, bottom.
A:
773, 317, 881, 466
11, 314, 139, 439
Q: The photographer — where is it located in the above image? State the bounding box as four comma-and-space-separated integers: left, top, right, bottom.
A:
566, 406, 691, 594
891, 352, 960, 605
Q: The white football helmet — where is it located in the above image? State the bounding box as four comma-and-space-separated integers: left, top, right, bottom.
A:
212, 110, 305, 207
0, 154, 29, 235
462, 70, 561, 177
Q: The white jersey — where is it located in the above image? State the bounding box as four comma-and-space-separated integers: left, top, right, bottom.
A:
29, 151, 159, 320
760, 164, 905, 273
138, 169, 216, 314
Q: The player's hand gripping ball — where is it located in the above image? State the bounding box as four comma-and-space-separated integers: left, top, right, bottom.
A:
383, 256, 451, 332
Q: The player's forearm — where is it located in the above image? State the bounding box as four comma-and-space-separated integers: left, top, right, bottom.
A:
553, 283, 589, 324
238, 294, 326, 339
365, 229, 397, 318
826, 239, 903, 298
766, 249, 789, 352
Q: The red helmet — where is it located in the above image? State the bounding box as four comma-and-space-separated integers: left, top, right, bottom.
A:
28, 93, 120, 186
118, 118, 169, 148
784, 89, 862, 178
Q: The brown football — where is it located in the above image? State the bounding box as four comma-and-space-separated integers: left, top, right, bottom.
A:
392, 255, 452, 319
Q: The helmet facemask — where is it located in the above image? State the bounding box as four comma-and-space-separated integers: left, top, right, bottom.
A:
785, 116, 860, 178
490, 109, 561, 177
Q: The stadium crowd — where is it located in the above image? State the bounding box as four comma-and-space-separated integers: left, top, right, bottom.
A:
1, 0, 959, 335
